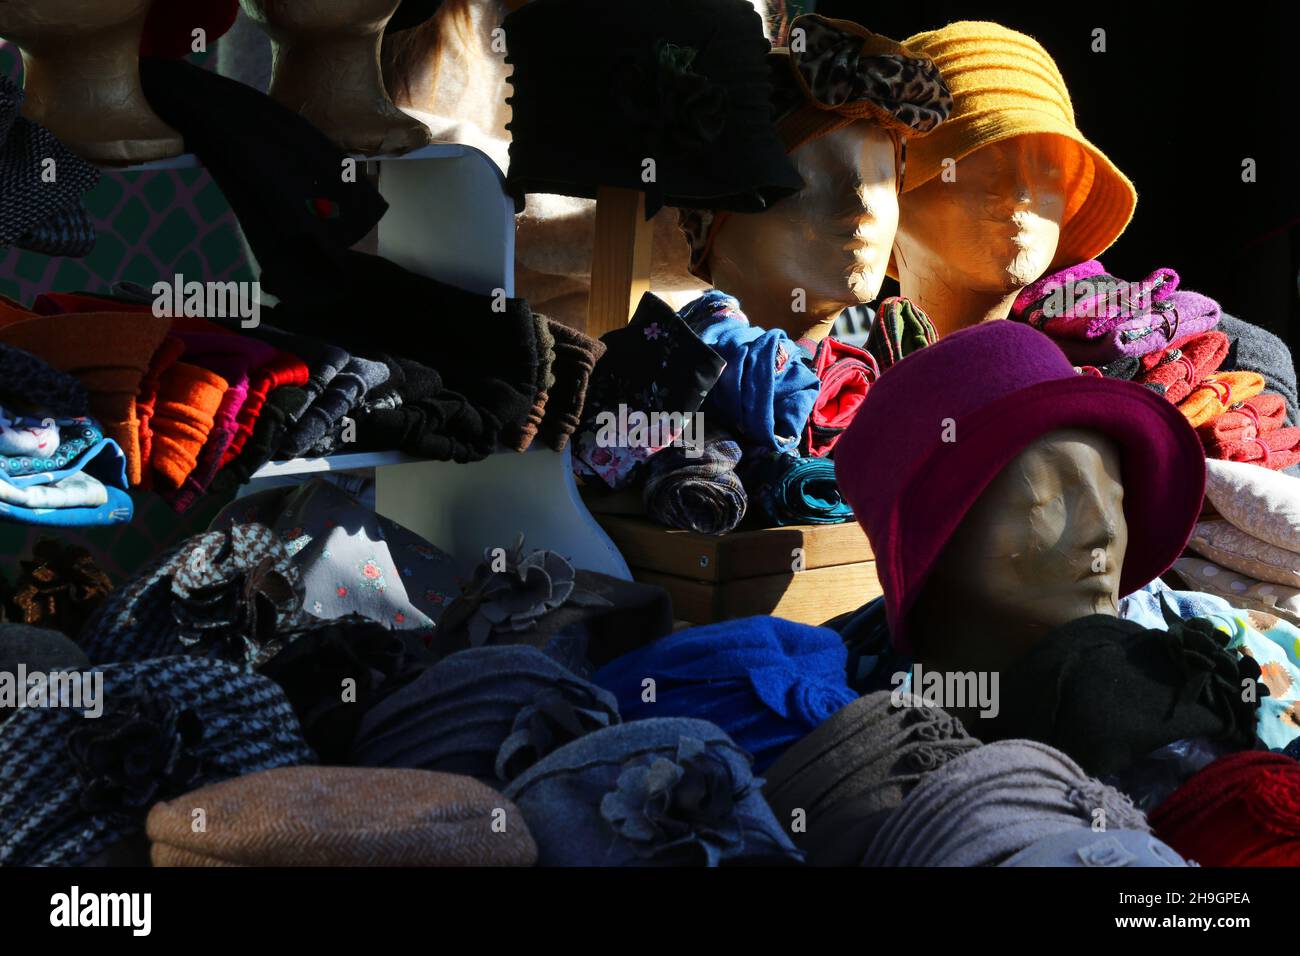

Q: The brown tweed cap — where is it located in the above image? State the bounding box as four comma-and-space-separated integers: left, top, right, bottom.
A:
146, 766, 538, 867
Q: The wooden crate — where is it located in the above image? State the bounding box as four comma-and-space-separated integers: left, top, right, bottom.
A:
593, 514, 881, 627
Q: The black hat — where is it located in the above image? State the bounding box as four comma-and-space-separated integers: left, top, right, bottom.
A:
503, 0, 803, 215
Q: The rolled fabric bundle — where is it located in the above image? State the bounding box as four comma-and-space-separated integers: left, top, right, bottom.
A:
593, 615, 857, 772
642, 433, 747, 534
861, 739, 1152, 867
1149, 751, 1300, 866
503, 313, 556, 453
149, 362, 230, 491
351, 645, 621, 787
1204, 425, 1300, 471
278, 356, 390, 458
147, 766, 537, 867
1012, 263, 1220, 365
1219, 314, 1300, 426
1198, 392, 1287, 452
223, 349, 310, 464
1188, 518, 1300, 590
1202, 457, 1300, 551
801, 336, 878, 457
737, 447, 853, 525
1179, 371, 1265, 429
539, 319, 605, 452
1097, 355, 1142, 380
864, 297, 937, 372
978, 614, 1263, 778
502, 718, 804, 867
680, 291, 819, 454
1012, 260, 1179, 340
1136, 330, 1231, 404
138, 337, 186, 470
573, 293, 723, 489
762, 692, 981, 865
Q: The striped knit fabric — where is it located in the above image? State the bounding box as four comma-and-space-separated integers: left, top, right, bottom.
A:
148, 766, 538, 867
0, 656, 313, 866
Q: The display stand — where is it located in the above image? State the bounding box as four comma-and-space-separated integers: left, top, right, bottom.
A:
118, 144, 631, 579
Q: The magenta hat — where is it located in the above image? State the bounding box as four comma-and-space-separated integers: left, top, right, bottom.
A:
833, 321, 1206, 654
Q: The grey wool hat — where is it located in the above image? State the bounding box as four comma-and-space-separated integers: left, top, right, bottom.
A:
762, 691, 982, 865
350, 644, 622, 787
861, 739, 1152, 867
503, 717, 805, 867
0, 655, 314, 867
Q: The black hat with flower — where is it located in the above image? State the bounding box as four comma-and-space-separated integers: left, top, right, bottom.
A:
502, 0, 804, 216
503, 717, 804, 866
0, 655, 314, 866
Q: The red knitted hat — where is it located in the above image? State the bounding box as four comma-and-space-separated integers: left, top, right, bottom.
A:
1150, 751, 1300, 866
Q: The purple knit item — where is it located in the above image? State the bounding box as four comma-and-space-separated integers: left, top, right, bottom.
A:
1056, 289, 1221, 365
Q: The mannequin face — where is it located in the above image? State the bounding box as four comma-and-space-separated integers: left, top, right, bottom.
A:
912, 428, 1128, 672
893, 134, 1071, 328
708, 121, 899, 336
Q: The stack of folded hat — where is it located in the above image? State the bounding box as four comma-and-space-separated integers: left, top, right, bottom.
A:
0, 335, 133, 526
1011, 260, 1300, 470
574, 291, 870, 534
0, 267, 604, 514
1173, 458, 1300, 628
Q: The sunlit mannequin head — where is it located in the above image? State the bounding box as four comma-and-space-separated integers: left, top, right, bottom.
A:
893, 133, 1073, 336
708, 121, 899, 341
909, 427, 1127, 674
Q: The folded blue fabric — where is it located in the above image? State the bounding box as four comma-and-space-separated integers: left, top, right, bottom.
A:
502, 717, 804, 866
680, 292, 819, 453
0, 418, 102, 478
4, 436, 126, 489
0, 484, 131, 526
594, 616, 856, 772
738, 447, 853, 525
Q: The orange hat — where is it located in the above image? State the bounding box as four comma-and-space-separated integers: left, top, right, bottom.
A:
150, 362, 229, 491
897, 21, 1137, 271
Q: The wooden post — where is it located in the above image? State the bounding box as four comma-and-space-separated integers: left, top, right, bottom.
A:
586, 185, 655, 337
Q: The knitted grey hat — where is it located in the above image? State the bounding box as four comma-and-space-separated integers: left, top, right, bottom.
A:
762, 691, 981, 865
351, 644, 621, 787
1001, 828, 1190, 868
0, 655, 314, 866
862, 739, 1151, 867
503, 717, 804, 866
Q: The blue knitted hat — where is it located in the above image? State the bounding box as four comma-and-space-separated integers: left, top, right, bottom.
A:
0, 655, 314, 866
351, 644, 621, 787
503, 717, 804, 866
593, 616, 857, 771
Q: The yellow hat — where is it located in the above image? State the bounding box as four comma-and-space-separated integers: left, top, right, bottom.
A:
899, 21, 1137, 270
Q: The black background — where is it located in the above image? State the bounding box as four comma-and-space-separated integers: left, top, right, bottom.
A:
815, 0, 1300, 357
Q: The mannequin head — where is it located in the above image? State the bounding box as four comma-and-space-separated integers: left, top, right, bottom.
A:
708, 121, 900, 340
892, 133, 1071, 336
909, 427, 1128, 673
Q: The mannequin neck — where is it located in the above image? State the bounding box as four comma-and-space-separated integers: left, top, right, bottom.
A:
708, 261, 845, 342
894, 262, 1021, 337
